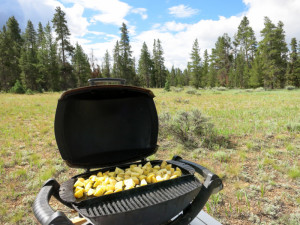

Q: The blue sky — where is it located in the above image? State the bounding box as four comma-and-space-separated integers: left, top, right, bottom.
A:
1, 0, 300, 69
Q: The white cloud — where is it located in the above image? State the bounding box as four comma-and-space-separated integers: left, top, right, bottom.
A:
162, 21, 188, 32
131, 8, 148, 20
64, 4, 89, 37
168, 4, 199, 18
64, 0, 131, 26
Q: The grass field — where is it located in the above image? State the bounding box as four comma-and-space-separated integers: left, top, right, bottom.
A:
0, 88, 300, 224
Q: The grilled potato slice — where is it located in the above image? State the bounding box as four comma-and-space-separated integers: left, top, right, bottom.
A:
124, 178, 135, 188
74, 188, 84, 198
170, 175, 178, 179
106, 184, 115, 192
114, 188, 122, 193
156, 175, 163, 182
84, 181, 93, 193
146, 173, 155, 183
140, 179, 147, 186
74, 180, 84, 188
161, 161, 167, 169
87, 188, 95, 196
115, 181, 124, 190
94, 185, 106, 197
104, 190, 114, 195
115, 167, 124, 174
132, 167, 143, 175
131, 176, 140, 185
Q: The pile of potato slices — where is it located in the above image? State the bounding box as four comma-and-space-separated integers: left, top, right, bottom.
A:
74, 161, 182, 199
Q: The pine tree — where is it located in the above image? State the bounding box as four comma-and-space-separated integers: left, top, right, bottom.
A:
175, 68, 184, 87
102, 50, 111, 78
249, 50, 263, 87
0, 26, 10, 91
202, 49, 209, 87
112, 41, 121, 78
52, 6, 75, 89
169, 66, 177, 86
119, 23, 135, 84
138, 42, 153, 87
234, 16, 257, 87
72, 43, 91, 87
19, 20, 39, 91
152, 39, 166, 87
37, 22, 44, 48
1, 17, 22, 90
44, 22, 59, 90
212, 34, 233, 86
259, 17, 288, 89
189, 39, 202, 88
286, 38, 300, 87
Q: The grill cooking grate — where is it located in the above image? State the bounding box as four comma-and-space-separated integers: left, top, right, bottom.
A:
74, 175, 201, 217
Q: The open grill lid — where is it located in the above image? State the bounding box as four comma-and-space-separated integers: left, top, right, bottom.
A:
54, 85, 158, 168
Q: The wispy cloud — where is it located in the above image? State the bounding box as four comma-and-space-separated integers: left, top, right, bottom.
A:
131, 8, 148, 20
168, 4, 199, 18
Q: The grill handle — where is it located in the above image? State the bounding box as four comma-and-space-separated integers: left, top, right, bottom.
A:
32, 178, 73, 225
169, 156, 223, 225
172, 155, 223, 194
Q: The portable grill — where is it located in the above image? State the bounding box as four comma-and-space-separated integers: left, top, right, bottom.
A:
33, 78, 223, 225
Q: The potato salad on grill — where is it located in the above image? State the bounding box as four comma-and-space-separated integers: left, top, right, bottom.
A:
74, 161, 182, 199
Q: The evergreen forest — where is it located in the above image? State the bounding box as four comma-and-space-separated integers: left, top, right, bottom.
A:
1, 7, 299, 93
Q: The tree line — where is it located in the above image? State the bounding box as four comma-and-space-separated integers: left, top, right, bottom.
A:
0, 8, 299, 93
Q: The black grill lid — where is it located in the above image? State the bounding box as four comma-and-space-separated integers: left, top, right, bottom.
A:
54, 85, 158, 168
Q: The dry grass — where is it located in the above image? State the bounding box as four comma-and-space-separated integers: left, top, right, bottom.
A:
0, 88, 299, 224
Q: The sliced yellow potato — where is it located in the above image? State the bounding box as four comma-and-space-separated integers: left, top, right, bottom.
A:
116, 177, 124, 182
146, 173, 155, 183
94, 186, 106, 197
104, 190, 114, 195
87, 188, 95, 196
156, 175, 163, 182
132, 167, 143, 175
161, 161, 167, 168
74, 188, 84, 198
170, 175, 178, 179
163, 174, 170, 181
77, 177, 85, 182
124, 178, 135, 188
106, 184, 115, 192
114, 188, 122, 193
131, 176, 140, 185
115, 167, 124, 174
89, 175, 97, 182
74, 180, 84, 188
75, 186, 83, 192
93, 179, 102, 188
140, 179, 147, 186
115, 181, 124, 190
130, 164, 137, 169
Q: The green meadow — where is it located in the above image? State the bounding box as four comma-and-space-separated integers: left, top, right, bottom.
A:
0, 88, 299, 224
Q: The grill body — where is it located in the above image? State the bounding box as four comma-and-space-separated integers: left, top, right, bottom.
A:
58, 160, 202, 225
